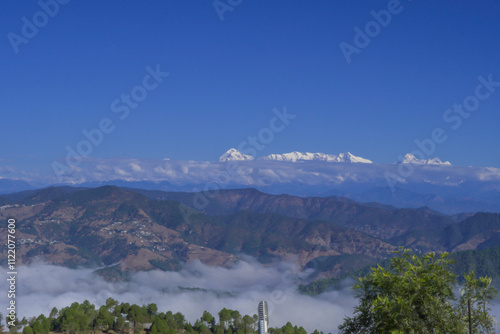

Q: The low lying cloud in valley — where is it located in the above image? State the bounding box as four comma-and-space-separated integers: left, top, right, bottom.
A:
1, 258, 357, 333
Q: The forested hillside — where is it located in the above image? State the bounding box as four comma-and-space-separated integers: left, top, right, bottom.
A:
9, 299, 318, 334
1, 186, 499, 285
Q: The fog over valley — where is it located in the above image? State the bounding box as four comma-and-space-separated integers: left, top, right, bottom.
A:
0, 259, 357, 333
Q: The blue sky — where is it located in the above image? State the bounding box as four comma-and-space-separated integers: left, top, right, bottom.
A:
2, 0, 500, 178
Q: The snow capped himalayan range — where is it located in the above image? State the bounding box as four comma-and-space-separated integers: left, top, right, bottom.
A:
3, 148, 500, 214
218, 149, 451, 166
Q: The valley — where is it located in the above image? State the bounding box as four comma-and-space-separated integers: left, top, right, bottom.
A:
1, 186, 499, 286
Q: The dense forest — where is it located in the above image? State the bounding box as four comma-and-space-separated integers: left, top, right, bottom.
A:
4, 300, 322, 334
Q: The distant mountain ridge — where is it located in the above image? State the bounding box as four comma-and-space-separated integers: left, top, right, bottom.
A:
218, 148, 254, 162
1, 186, 499, 282
217, 149, 451, 165
398, 153, 451, 166
260, 151, 373, 163
140, 187, 453, 240
218, 148, 373, 163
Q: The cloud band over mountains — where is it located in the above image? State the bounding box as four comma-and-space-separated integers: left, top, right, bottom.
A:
48, 156, 500, 190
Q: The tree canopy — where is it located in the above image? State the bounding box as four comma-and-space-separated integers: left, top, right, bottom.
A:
339, 248, 498, 334
13, 301, 322, 334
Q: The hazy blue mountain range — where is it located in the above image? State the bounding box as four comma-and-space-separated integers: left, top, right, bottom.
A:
3, 150, 500, 214
1, 186, 499, 284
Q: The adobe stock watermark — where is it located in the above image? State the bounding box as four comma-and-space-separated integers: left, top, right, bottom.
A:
385, 74, 500, 190
6, 218, 17, 329
178, 106, 296, 224
339, 0, 411, 64
51, 64, 169, 182
7, 0, 71, 54
213, 0, 243, 21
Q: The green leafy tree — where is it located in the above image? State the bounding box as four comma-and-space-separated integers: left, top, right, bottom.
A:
174, 312, 185, 329
49, 307, 58, 319
105, 297, 118, 313
23, 326, 34, 334
459, 272, 498, 333
282, 322, 294, 334
339, 248, 497, 334
150, 317, 169, 334
195, 322, 212, 334
164, 311, 177, 330
127, 304, 149, 333
219, 308, 232, 330
41, 317, 50, 334
32, 320, 43, 334
59, 306, 79, 334
201, 310, 215, 328
147, 303, 158, 318
120, 302, 131, 315
242, 315, 254, 334
95, 305, 113, 330
216, 325, 225, 334
231, 310, 242, 331
56, 300, 97, 334
114, 316, 126, 332
295, 326, 307, 334
32, 315, 50, 334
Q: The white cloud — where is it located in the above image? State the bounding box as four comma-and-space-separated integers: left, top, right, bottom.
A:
114, 167, 129, 177
129, 163, 143, 172
40, 157, 499, 195
1, 260, 356, 333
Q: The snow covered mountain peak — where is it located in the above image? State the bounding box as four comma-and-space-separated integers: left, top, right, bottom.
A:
334, 152, 373, 163
218, 149, 451, 165
218, 148, 254, 162
399, 153, 451, 166
259, 151, 373, 163
259, 151, 333, 162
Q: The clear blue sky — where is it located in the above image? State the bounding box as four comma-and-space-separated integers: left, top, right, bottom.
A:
2, 0, 500, 177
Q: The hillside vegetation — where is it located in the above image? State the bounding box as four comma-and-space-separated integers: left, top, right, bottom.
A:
0, 186, 499, 284
9, 299, 316, 334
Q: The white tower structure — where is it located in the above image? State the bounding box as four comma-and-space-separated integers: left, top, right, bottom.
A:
258, 301, 269, 334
